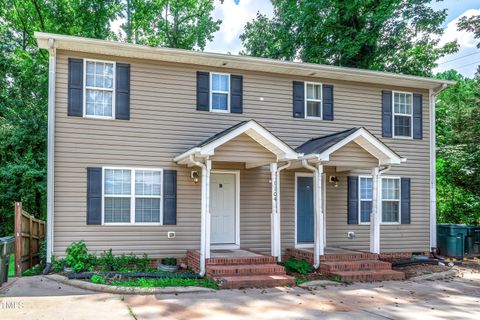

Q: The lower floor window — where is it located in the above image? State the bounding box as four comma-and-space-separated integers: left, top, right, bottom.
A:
358, 176, 401, 224
103, 168, 163, 224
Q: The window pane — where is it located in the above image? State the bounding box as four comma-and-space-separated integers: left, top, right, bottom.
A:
135, 198, 161, 223
135, 170, 161, 196
306, 83, 321, 100
105, 169, 131, 195
382, 201, 399, 223
85, 61, 114, 89
212, 93, 228, 110
360, 201, 372, 223
306, 101, 321, 117
394, 115, 411, 137
212, 74, 229, 91
85, 89, 113, 117
382, 178, 400, 200
394, 92, 412, 115
360, 177, 372, 199
104, 197, 131, 223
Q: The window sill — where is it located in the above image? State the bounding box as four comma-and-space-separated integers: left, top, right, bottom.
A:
102, 223, 163, 226
391, 135, 413, 140
83, 115, 116, 121
304, 116, 323, 121
209, 109, 230, 113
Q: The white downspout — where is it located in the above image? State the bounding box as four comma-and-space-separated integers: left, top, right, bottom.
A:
274, 161, 291, 262
189, 155, 207, 276
46, 38, 56, 265
301, 159, 322, 269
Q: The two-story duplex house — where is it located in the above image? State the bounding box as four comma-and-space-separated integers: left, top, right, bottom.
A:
35, 32, 452, 287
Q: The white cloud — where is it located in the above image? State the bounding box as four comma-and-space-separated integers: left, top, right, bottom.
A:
439, 8, 479, 48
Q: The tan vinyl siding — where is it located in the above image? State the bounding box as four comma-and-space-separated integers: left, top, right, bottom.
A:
328, 141, 379, 168
53, 50, 431, 257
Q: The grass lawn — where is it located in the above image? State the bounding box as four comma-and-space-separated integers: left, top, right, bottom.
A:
107, 277, 218, 289
8, 254, 15, 277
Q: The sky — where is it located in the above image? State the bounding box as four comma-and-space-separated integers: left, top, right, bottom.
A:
204, 0, 480, 78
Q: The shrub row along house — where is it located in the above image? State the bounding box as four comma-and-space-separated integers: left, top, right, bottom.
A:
35, 32, 452, 288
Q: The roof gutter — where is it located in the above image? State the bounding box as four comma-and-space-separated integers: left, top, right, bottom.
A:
46, 38, 56, 265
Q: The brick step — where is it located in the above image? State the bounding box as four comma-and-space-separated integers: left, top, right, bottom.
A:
213, 274, 296, 289
207, 263, 286, 277
320, 253, 379, 262
320, 260, 392, 273
206, 255, 277, 266
330, 270, 405, 282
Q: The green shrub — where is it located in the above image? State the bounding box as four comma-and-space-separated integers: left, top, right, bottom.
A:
161, 257, 177, 266
64, 241, 95, 273
91, 274, 106, 284
283, 257, 311, 275
97, 249, 152, 272
51, 256, 66, 273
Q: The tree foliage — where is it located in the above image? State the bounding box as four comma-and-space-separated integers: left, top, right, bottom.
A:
458, 14, 480, 48
240, 0, 458, 76
0, 0, 221, 235
121, 0, 221, 50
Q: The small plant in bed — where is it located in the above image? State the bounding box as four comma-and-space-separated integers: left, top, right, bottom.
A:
108, 277, 218, 289
91, 274, 106, 284
158, 257, 178, 272
283, 257, 329, 284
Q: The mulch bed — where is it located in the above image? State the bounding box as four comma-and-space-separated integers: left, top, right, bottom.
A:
393, 263, 451, 279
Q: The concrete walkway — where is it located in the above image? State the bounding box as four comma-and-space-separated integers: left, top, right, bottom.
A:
1, 268, 479, 320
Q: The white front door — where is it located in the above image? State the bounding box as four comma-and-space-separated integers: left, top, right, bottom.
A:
210, 173, 237, 245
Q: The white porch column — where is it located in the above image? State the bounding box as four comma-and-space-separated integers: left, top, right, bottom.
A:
270, 163, 280, 258
315, 164, 325, 259
205, 159, 212, 259
370, 167, 381, 254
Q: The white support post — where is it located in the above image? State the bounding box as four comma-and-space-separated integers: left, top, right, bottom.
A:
316, 164, 325, 257
270, 163, 279, 258
370, 167, 380, 254
205, 159, 212, 259
322, 172, 327, 249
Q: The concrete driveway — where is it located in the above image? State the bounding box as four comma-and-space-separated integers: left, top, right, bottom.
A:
1, 268, 479, 320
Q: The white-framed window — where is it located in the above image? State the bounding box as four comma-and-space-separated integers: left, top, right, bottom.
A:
305, 82, 322, 119
102, 167, 163, 225
359, 176, 372, 224
84, 59, 115, 119
210, 72, 230, 112
381, 177, 401, 224
393, 91, 413, 138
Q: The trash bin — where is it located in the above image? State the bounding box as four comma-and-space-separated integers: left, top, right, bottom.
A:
437, 224, 469, 258
0, 236, 15, 286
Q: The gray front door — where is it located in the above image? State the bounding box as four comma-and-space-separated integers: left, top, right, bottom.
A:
297, 176, 314, 244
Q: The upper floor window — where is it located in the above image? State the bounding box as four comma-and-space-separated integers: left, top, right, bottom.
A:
85, 60, 115, 118
210, 73, 230, 112
393, 92, 413, 138
305, 82, 322, 119
103, 168, 163, 224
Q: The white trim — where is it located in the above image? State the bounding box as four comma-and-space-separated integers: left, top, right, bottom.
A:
174, 120, 299, 163
304, 82, 323, 120
46, 39, 56, 263
35, 32, 454, 90
209, 170, 240, 248
101, 167, 164, 226
83, 59, 116, 119
392, 91, 414, 139
209, 72, 230, 113
294, 172, 315, 248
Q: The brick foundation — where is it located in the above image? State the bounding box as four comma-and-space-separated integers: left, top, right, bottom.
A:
378, 251, 431, 262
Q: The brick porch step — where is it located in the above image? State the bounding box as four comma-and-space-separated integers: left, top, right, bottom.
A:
206, 255, 277, 266
207, 263, 287, 277
320, 260, 392, 273
330, 269, 405, 282
214, 274, 296, 289
320, 252, 379, 262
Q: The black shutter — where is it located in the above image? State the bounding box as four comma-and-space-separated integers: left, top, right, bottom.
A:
68, 58, 83, 117
292, 81, 305, 118
401, 177, 411, 224
322, 84, 334, 120
116, 63, 130, 120
230, 75, 243, 113
347, 176, 359, 224
382, 91, 393, 137
197, 71, 209, 111
163, 170, 177, 225
413, 94, 422, 139
87, 167, 102, 225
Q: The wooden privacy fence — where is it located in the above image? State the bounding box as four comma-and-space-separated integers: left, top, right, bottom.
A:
14, 202, 46, 276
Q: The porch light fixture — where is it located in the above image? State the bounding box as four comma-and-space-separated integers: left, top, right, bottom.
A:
329, 175, 339, 187
191, 170, 200, 184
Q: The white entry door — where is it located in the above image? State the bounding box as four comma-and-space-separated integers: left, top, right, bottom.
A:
210, 173, 237, 245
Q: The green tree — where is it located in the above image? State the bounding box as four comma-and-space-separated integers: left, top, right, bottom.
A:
458, 14, 480, 47
240, 0, 458, 76
121, 0, 222, 50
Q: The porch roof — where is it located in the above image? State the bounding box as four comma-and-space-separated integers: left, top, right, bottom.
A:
174, 120, 299, 165
297, 127, 404, 166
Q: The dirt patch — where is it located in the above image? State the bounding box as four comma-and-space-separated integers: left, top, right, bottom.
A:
393, 263, 451, 279
288, 270, 332, 284
461, 261, 480, 272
